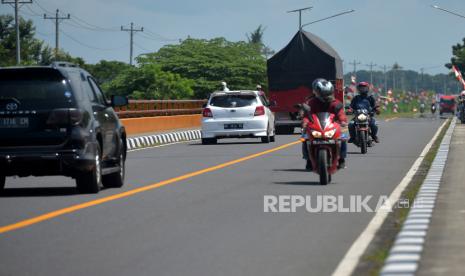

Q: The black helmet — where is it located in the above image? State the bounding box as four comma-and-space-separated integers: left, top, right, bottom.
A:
357, 82, 370, 96
312, 78, 334, 103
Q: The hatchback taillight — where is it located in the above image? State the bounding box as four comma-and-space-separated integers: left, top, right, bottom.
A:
203, 108, 213, 118
254, 106, 265, 116
47, 108, 84, 126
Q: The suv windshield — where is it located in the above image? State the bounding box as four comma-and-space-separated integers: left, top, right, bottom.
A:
210, 94, 257, 108
0, 69, 74, 110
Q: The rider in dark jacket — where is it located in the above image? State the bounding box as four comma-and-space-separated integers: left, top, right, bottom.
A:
302, 78, 348, 169
348, 82, 380, 143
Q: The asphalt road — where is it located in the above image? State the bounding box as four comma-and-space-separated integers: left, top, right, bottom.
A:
0, 117, 443, 276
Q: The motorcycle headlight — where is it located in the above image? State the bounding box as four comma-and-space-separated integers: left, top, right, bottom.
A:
324, 129, 336, 138
357, 114, 368, 121
311, 131, 322, 138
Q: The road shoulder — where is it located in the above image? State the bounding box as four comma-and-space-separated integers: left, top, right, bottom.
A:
417, 123, 465, 275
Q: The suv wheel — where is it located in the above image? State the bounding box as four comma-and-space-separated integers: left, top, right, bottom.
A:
202, 138, 217, 145
103, 140, 125, 188
0, 175, 5, 192
76, 144, 102, 194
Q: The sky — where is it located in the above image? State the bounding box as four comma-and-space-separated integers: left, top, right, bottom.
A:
1, 0, 464, 74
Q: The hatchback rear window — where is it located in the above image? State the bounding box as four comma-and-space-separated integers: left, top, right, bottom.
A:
0, 69, 74, 110
210, 94, 257, 108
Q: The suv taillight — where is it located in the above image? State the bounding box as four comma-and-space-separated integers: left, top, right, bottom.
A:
203, 108, 213, 118
47, 108, 84, 126
254, 106, 265, 116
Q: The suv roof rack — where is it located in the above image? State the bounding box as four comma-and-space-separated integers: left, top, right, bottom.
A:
51, 61, 79, 68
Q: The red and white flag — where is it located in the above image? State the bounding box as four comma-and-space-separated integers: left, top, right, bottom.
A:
452, 65, 465, 89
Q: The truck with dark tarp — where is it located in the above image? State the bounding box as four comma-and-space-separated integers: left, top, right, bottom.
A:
267, 30, 344, 134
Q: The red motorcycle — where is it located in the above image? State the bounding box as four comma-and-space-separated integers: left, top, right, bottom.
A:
303, 110, 342, 185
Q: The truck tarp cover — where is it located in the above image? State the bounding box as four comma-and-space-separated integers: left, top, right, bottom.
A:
267, 30, 343, 91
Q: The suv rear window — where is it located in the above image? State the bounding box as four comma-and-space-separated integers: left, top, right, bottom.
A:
0, 69, 75, 110
210, 94, 257, 108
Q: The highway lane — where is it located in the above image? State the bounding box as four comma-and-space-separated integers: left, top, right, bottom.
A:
0, 118, 443, 276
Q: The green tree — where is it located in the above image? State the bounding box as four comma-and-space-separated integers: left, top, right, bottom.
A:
0, 14, 48, 66
84, 60, 131, 89
105, 63, 194, 99
137, 37, 267, 98
247, 25, 275, 58
447, 37, 465, 73
0, 14, 86, 66
246, 25, 265, 45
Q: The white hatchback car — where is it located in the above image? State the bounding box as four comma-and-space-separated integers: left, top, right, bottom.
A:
201, 90, 275, 144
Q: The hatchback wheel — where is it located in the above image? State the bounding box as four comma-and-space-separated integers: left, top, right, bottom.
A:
261, 128, 271, 143
76, 145, 102, 194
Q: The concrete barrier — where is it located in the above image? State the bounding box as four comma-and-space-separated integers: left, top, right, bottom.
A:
121, 114, 202, 135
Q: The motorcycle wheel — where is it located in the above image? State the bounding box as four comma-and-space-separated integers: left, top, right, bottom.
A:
318, 149, 329, 185
360, 131, 367, 154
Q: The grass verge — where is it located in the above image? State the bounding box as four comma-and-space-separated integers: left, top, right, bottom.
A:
352, 118, 452, 276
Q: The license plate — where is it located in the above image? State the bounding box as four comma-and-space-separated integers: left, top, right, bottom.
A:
312, 140, 336, 145
224, 123, 243, 129
0, 117, 29, 128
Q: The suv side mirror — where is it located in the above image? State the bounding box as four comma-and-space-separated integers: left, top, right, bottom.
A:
111, 95, 129, 107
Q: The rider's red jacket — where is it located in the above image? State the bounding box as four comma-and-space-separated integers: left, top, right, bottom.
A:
302, 97, 348, 127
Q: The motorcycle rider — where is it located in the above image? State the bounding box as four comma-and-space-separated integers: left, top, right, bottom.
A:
302, 78, 348, 169
348, 82, 380, 143
431, 97, 437, 114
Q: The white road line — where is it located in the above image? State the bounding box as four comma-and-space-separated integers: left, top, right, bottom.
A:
127, 139, 200, 153
331, 119, 449, 276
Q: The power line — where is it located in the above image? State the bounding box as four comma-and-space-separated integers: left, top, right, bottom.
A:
121, 22, 143, 65
33, 0, 51, 13
1, 0, 33, 65
60, 30, 128, 51
144, 29, 178, 41
43, 9, 70, 59
71, 14, 120, 32
134, 42, 153, 52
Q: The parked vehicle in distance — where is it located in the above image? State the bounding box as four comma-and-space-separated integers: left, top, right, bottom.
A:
439, 95, 456, 116
0, 62, 128, 194
201, 90, 275, 144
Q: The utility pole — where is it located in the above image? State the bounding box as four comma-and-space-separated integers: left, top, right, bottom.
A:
381, 65, 388, 92
1, 0, 33, 65
287, 6, 312, 30
44, 9, 70, 59
419, 68, 425, 91
121, 22, 143, 65
365, 62, 377, 85
349, 60, 361, 78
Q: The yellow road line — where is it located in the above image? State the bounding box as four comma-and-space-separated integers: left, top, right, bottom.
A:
0, 140, 301, 235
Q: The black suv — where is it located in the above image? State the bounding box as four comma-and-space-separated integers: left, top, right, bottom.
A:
0, 63, 128, 194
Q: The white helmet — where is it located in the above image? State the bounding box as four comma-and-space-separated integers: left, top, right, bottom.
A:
461, 90, 465, 97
